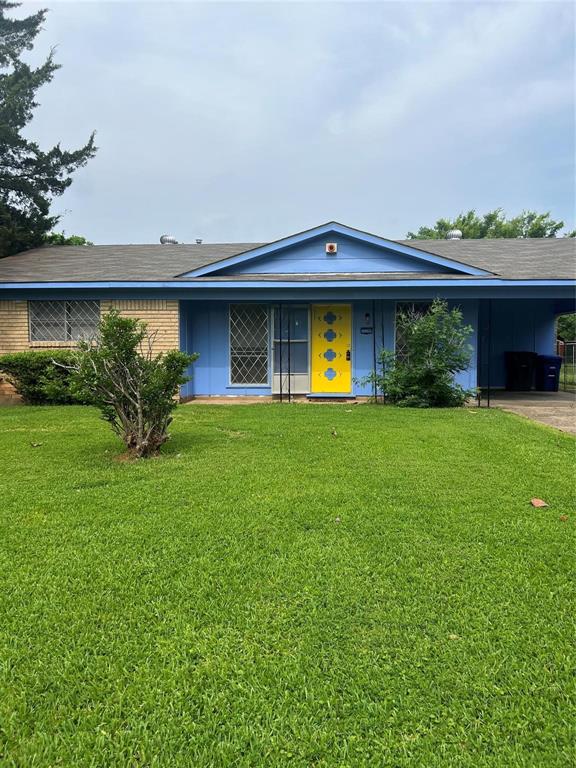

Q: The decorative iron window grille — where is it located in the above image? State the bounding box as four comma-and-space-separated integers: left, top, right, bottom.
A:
395, 302, 431, 361
29, 300, 100, 342
229, 304, 269, 385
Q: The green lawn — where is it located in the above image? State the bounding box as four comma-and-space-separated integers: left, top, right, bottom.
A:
0, 404, 574, 767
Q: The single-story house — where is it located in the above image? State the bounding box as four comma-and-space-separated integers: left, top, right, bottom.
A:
0, 221, 574, 400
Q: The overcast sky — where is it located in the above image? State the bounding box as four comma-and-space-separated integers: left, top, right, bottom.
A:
18, 0, 576, 244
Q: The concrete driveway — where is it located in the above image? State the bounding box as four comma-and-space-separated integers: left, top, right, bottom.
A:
485, 391, 576, 434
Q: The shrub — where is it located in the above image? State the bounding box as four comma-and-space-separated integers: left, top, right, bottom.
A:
557, 313, 576, 342
0, 350, 79, 404
362, 299, 474, 407
68, 310, 198, 458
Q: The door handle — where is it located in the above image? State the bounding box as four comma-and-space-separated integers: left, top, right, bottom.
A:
346, 350, 351, 361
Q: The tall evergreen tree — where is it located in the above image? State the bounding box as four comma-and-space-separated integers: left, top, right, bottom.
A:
0, 1, 96, 256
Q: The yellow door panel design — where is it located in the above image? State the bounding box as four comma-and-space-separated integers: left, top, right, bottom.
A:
311, 305, 352, 394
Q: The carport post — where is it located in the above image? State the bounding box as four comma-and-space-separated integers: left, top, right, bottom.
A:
486, 299, 492, 408
279, 303, 283, 403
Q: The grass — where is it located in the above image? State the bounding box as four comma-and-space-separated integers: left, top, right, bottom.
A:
0, 403, 574, 767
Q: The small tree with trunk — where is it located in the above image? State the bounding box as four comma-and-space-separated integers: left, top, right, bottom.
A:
69, 310, 197, 458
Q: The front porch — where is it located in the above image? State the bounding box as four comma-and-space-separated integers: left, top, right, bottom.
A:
179, 298, 480, 399
179, 296, 567, 400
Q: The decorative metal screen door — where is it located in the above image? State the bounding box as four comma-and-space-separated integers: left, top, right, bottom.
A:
310, 305, 352, 394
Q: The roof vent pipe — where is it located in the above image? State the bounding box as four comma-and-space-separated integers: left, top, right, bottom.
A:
160, 234, 178, 245
446, 229, 462, 240
195, 238, 203, 245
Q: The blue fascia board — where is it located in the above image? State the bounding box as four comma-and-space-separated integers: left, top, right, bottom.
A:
2, 285, 574, 304
181, 222, 492, 277
1, 279, 573, 290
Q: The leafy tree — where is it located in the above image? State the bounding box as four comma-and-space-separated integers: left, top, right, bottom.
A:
407, 209, 566, 239
68, 311, 198, 458
0, 1, 96, 257
43, 231, 93, 246
361, 299, 473, 407
557, 314, 576, 342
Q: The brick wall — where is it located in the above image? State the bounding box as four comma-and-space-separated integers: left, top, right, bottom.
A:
0, 299, 180, 399
100, 300, 180, 353
0, 300, 29, 354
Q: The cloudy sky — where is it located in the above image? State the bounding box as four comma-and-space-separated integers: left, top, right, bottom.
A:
18, 0, 576, 243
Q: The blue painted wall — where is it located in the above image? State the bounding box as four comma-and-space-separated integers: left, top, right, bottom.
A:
450, 300, 479, 392
180, 299, 480, 397
180, 300, 272, 398
216, 234, 456, 275
478, 299, 557, 388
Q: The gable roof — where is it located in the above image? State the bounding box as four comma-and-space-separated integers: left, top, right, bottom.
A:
181, 222, 490, 278
0, 226, 573, 284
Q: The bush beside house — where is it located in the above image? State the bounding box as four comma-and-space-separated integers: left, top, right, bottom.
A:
361, 299, 474, 407
0, 350, 80, 404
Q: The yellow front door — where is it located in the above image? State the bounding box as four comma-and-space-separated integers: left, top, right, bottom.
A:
311, 304, 352, 394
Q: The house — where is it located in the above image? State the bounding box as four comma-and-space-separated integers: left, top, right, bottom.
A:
0, 222, 574, 400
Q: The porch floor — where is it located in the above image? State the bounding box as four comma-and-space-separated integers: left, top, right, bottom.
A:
481, 390, 576, 434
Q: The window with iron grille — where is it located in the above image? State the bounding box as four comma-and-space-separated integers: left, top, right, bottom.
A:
229, 304, 269, 385
29, 300, 100, 342
395, 302, 431, 360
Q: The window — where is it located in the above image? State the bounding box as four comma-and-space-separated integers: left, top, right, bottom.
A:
395, 302, 431, 360
229, 304, 269, 385
29, 300, 100, 342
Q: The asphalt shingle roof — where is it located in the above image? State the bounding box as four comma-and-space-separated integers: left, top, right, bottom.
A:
0, 238, 573, 283
400, 238, 576, 280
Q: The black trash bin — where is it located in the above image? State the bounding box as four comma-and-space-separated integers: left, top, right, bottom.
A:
535, 354, 562, 392
505, 351, 537, 391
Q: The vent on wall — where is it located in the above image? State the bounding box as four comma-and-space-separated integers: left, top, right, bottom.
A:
325, 242, 338, 254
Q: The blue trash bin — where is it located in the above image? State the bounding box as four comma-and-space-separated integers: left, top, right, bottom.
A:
535, 355, 562, 392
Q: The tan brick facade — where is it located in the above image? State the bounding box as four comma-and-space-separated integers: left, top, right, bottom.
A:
0, 300, 29, 354
0, 299, 180, 399
100, 300, 180, 354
